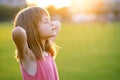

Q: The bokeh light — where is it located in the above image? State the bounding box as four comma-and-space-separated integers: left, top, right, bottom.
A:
26, 0, 72, 8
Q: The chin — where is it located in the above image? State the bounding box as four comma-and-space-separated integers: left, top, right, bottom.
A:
46, 35, 55, 39
50, 34, 56, 37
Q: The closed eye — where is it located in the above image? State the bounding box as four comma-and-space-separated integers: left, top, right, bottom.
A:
44, 20, 48, 24
44, 18, 50, 24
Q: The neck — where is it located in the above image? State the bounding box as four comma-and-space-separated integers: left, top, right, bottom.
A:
41, 39, 49, 56
41, 39, 46, 51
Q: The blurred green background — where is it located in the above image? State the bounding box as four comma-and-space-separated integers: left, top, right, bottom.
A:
0, 22, 120, 80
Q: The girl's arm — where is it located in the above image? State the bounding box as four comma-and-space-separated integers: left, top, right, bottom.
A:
50, 20, 61, 43
12, 26, 29, 55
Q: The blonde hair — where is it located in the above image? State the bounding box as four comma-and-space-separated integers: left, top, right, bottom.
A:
14, 6, 56, 60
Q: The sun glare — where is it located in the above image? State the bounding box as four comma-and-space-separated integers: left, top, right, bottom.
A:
26, 0, 72, 8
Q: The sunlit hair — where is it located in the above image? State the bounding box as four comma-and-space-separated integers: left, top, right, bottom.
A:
14, 6, 56, 61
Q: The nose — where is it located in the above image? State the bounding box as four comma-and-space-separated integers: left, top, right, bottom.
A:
50, 21, 56, 29
50, 21, 54, 27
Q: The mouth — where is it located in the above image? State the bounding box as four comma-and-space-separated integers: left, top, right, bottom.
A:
52, 28, 55, 31
52, 26, 57, 31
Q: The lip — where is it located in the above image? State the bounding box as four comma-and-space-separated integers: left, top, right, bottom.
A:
52, 28, 55, 31
52, 26, 57, 31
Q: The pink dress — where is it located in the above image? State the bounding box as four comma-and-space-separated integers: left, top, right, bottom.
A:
20, 55, 59, 80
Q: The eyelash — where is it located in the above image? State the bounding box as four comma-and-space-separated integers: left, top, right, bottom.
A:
44, 20, 49, 24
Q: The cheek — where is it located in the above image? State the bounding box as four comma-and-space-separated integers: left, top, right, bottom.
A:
39, 24, 47, 32
39, 25, 51, 36
41, 25, 50, 33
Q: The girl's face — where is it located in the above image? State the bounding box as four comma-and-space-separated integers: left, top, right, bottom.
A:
39, 15, 56, 39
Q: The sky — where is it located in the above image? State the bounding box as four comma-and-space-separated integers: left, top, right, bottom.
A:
26, 0, 73, 9
25, 0, 119, 13
25, 0, 106, 12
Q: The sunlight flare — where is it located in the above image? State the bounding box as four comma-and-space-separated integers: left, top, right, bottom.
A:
26, 0, 72, 8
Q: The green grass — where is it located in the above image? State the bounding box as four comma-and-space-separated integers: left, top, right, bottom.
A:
0, 22, 22, 80
0, 22, 120, 80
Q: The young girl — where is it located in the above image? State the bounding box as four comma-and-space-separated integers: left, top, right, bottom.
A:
12, 6, 61, 80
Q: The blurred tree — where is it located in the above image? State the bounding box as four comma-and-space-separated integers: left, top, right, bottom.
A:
0, 6, 20, 21
58, 7, 71, 21
46, 5, 57, 16
46, 5, 71, 21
